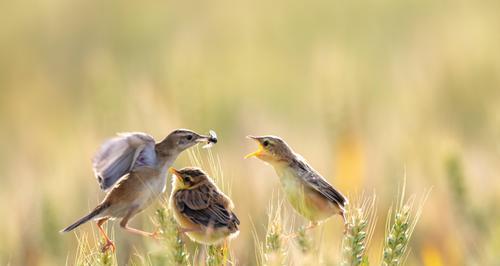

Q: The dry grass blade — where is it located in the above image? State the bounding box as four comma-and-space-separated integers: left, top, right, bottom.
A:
188, 146, 232, 196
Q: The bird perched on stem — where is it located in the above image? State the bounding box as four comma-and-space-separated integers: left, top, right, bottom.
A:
61, 129, 217, 252
245, 135, 347, 230
169, 167, 240, 245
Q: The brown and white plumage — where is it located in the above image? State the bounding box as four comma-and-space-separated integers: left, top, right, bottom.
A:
246, 135, 347, 226
169, 167, 240, 245
61, 129, 216, 252
291, 158, 347, 210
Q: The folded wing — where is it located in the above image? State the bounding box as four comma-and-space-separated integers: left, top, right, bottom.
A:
175, 185, 240, 231
93, 132, 156, 191
305, 172, 347, 207
293, 158, 348, 207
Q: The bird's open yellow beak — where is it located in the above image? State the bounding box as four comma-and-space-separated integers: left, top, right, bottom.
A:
245, 136, 264, 159
168, 167, 183, 181
245, 148, 263, 159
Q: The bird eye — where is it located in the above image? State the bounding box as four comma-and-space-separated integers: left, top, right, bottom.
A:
184, 176, 193, 184
262, 140, 270, 147
186, 135, 193, 141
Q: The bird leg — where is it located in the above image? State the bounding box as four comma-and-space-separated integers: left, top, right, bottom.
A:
120, 211, 159, 240
283, 221, 319, 240
304, 221, 319, 231
97, 218, 115, 253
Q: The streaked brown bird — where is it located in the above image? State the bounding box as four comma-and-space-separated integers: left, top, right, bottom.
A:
61, 129, 217, 252
245, 135, 347, 230
169, 167, 240, 245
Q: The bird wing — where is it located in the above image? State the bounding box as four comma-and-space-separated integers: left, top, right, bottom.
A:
174, 184, 240, 229
294, 158, 347, 207
93, 132, 156, 191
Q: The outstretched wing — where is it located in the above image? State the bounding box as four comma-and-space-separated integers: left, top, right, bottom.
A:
293, 158, 347, 207
93, 132, 156, 191
174, 184, 240, 230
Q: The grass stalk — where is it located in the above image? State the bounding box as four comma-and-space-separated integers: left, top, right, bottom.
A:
341, 193, 377, 266
153, 207, 190, 266
381, 181, 430, 266
72, 231, 117, 266
206, 244, 229, 266
252, 193, 292, 266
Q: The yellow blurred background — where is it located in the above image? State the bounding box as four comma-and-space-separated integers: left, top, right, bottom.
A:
1, 0, 499, 265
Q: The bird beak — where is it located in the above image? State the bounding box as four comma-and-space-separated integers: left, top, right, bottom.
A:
169, 167, 183, 181
195, 130, 218, 150
245, 135, 264, 159
195, 135, 211, 143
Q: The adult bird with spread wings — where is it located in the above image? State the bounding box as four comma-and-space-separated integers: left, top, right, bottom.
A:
61, 129, 217, 252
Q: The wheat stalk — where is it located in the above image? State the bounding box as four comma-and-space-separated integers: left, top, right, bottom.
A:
381, 180, 430, 266
252, 192, 293, 266
153, 207, 190, 266
72, 230, 118, 266
341, 193, 377, 266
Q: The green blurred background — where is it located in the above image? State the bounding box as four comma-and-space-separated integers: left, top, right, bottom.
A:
1, 0, 499, 265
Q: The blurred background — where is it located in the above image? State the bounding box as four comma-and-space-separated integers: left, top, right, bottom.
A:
1, 0, 499, 265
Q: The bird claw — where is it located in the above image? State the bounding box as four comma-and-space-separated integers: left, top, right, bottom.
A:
282, 222, 319, 241
149, 229, 161, 240
101, 240, 116, 253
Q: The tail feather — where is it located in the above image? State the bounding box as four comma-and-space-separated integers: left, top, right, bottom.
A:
60, 203, 109, 233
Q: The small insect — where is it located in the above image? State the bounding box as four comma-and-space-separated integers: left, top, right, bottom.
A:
202, 130, 218, 149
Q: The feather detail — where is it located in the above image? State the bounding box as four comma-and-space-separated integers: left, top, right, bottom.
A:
93, 132, 156, 191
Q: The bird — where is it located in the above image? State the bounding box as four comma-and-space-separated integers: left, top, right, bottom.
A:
60, 129, 217, 252
245, 135, 347, 230
169, 167, 240, 245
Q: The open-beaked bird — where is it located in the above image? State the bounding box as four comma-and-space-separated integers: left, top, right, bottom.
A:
245, 135, 347, 230
61, 129, 217, 252
169, 167, 240, 245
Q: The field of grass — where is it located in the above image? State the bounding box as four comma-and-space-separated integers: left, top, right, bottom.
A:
70, 150, 429, 266
1, 0, 500, 265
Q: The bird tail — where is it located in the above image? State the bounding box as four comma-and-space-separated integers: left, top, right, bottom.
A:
60, 203, 110, 233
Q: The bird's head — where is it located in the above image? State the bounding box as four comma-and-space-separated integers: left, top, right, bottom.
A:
157, 129, 216, 155
245, 135, 295, 164
169, 167, 208, 189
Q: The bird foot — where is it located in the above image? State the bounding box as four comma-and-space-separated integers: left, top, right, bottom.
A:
149, 229, 162, 241
283, 222, 319, 240
304, 222, 318, 231
101, 239, 116, 253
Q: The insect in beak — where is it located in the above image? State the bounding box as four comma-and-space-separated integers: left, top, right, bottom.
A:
201, 130, 218, 149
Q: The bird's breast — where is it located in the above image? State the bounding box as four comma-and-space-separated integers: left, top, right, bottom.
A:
150, 172, 167, 196
276, 167, 302, 191
134, 171, 167, 207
